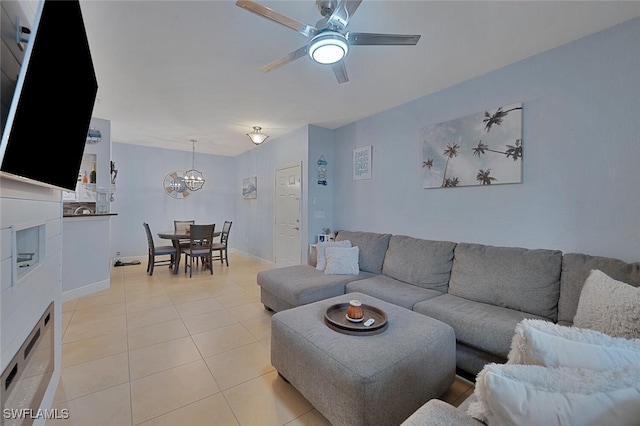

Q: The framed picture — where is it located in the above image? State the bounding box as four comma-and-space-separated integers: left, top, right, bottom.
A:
421, 103, 522, 189
242, 176, 257, 199
353, 145, 372, 180
318, 234, 329, 243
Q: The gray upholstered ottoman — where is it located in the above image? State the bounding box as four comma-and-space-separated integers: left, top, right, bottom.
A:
271, 292, 456, 426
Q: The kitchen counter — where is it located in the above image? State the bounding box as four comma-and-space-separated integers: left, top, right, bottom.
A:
63, 213, 118, 218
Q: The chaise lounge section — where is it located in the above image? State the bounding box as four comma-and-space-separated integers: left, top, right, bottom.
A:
258, 231, 391, 312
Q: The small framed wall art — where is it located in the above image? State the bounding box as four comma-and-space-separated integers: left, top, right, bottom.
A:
242, 176, 257, 199
353, 145, 372, 180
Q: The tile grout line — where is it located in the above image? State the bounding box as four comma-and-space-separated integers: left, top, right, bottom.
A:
123, 269, 135, 426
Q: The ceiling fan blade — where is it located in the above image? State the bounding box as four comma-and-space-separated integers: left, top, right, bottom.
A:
326, 0, 363, 30
346, 32, 421, 45
236, 0, 317, 38
331, 61, 349, 84
260, 45, 308, 73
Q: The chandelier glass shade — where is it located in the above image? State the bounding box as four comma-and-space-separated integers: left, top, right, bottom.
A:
247, 126, 269, 145
184, 139, 205, 191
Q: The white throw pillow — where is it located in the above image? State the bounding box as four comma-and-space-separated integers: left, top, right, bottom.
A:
324, 246, 360, 275
316, 240, 352, 271
573, 269, 640, 339
467, 363, 640, 426
507, 319, 640, 369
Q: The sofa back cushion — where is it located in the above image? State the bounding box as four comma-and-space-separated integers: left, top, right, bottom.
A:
335, 231, 391, 274
381, 235, 456, 292
448, 243, 562, 321
558, 253, 640, 325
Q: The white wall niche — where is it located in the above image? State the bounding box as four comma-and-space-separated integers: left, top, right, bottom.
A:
12, 221, 47, 284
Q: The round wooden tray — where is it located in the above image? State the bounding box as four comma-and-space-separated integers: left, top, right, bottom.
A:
324, 303, 388, 336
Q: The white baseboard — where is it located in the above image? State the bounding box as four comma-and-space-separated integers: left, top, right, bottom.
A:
229, 248, 273, 267
62, 278, 110, 302
110, 252, 273, 268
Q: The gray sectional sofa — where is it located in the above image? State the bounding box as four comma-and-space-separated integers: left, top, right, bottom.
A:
257, 230, 640, 379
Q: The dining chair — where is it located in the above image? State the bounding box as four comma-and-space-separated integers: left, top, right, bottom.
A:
174, 220, 195, 247
211, 221, 232, 267
183, 224, 215, 277
143, 222, 177, 276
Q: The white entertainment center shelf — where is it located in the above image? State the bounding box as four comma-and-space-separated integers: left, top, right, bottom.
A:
12, 220, 46, 285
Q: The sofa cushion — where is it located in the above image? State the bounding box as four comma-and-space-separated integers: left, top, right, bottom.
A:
335, 231, 391, 274
448, 243, 562, 321
346, 274, 444, 310
324, 246, 360, 275
316, 240, 352, 271
573, 269, 640, 339
381, 235, 456, 293
468, 363, 640, 426
257, 265, 374, 307
413, 294, 548, 358
558, 253, 640, 325
507, 319, 640, 368
401, 399, 483, 426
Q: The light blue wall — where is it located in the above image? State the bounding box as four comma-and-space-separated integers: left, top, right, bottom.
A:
110, 126, 310, 263
109, 19, 640, 265
233, 126, 308, 262
110, 143, 235, 258
332, 18, 640, 263
307, 125, 335, 243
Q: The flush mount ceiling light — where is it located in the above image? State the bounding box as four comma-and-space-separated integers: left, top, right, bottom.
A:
183, 139, 205, 191
247, 126, 269, 145
308, 31, 348, 64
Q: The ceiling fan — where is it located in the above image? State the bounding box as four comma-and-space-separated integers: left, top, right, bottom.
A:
236, 0, 421, 84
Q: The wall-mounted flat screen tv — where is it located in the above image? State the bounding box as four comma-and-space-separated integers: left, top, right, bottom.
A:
0, 0, 98, 191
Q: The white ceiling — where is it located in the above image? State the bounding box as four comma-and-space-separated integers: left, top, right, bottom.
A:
78, 0, 640, 157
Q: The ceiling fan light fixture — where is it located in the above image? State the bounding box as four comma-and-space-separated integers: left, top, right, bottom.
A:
308, 32, 348, 64
247, 126, 269, 145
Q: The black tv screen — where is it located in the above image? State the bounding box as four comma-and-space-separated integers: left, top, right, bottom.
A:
0, 0, 98, 191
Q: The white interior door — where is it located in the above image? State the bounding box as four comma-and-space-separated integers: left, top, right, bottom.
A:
275, 163, 301, 268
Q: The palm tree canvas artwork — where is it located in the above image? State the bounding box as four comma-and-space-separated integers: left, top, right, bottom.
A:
421, 103, 522, 189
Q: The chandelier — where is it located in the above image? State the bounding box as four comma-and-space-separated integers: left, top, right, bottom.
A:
184, 139, 205, 191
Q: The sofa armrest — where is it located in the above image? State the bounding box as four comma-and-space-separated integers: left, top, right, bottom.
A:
401, 399, 484, 426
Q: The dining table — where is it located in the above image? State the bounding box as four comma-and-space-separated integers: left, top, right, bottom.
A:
157, 229, 221, 274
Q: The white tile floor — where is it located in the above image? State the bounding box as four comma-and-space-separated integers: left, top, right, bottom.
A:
51, 252, 474, 425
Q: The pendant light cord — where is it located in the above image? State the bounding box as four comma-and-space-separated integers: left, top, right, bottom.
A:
191, 139, 196, 169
